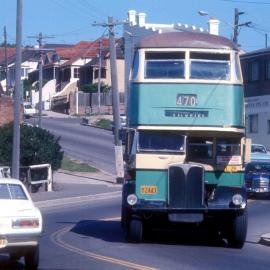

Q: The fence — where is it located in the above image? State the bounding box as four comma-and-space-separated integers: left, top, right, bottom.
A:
69, 91, 125, 115
0, 164, 53, 193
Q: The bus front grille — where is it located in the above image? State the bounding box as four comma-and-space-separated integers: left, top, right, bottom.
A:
168, 164, 204, 208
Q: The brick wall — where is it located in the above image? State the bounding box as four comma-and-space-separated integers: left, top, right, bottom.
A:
0, 95, 23, 126
0, 95, 14, 126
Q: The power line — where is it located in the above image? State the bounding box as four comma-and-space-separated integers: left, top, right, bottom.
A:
220, 0, 270, 4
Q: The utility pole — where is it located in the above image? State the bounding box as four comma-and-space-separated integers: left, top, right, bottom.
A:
12, 0, 22, 179
93, 17, 124, 182
28, 32, 53, 128
97, 39, 102, 114
4, 26, 9, 96
233, 8, 251, 45
265, 33, 268, 48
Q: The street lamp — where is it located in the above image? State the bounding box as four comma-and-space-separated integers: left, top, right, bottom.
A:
198, 10, 221, 36
198, 9, 252, 45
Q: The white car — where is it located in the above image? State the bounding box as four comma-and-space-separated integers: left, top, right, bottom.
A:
23, 102, 36, 118
0, 178, 42, 269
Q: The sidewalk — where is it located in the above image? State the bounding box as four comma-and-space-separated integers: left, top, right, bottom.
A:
31, 169, 120, 207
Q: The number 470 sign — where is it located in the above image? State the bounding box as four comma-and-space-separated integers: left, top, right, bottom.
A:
176, 94, 197, 106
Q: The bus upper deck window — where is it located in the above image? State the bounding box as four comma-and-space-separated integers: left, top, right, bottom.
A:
190, 52, 230, 80
145, 52, 185, 79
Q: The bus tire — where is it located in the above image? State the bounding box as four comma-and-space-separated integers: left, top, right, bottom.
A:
128, 219, 143, 243
227, 209, 248, 249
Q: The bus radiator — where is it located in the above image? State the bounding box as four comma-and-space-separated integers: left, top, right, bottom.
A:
168, 164, 204, 208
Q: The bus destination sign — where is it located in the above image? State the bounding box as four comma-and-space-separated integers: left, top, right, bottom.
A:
165, 110, 209, 118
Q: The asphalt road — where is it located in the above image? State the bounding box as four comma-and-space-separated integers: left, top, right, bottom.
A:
2, 195, 269, 270
28, 115, 116, 175
19, 113, 270, 270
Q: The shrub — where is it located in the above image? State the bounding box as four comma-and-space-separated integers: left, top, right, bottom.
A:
0, 123, 63, 171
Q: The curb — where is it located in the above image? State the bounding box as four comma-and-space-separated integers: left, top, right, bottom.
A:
260, 234, 270, 246
35, 191, 121, 208
56, 170, 117, 184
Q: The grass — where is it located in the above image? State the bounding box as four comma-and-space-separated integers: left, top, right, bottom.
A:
94, 119, 112, 130
61, 156, 98, 173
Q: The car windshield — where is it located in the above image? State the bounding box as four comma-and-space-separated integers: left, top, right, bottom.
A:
246, 163, 270, 173
138, 131, 185, 153
0, 184, 28, 200
251, 145, 267, 153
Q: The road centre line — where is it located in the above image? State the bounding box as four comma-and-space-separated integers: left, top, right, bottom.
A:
50, 219, 158, 270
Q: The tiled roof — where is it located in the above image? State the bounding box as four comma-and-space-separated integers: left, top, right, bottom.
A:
59, 38, 110, 67
0, 47, 16, 65
0, 48, 40, 66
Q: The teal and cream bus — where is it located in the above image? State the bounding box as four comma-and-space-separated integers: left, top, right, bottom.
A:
122, 31, 250, 248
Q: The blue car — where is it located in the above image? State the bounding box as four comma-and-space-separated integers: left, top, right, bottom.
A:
245, 160, 270, 195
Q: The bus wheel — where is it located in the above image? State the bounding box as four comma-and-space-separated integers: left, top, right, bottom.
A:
128, 219, 143, 243
227, 209, 248, 249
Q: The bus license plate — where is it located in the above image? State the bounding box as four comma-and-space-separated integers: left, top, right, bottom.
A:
224, 166, 237, 173
140, 185, 158, 194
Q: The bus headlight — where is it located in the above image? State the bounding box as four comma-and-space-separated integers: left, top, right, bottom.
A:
232, 194, 243, 206
127, 194, 138, 206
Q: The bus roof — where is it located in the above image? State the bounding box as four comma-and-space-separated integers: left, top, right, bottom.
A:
137, 32, 237, 51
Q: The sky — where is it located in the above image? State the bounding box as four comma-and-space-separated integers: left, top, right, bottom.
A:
0, 0, 270, 52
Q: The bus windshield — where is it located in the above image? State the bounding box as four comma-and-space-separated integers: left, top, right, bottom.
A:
138, 131, 185, 153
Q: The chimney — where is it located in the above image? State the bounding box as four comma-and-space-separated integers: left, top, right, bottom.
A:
208, 18, 220, 35
137, 12, 146, 27
128, 10, 137, 25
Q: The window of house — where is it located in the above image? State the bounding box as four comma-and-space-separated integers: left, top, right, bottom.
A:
265, 59, 270, 80
94, 68, 106, 79
249, 61, 259, 81
74, 68, 80, 78
249, 114, 258, 133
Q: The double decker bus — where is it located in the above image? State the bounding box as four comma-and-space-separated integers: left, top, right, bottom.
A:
122, 31, 250, 248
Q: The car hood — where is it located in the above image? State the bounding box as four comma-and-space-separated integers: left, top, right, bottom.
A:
0, 200, 39, 217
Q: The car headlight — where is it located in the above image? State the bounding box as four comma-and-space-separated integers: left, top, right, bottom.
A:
232, 194, 244, 206
127, 194, 138, 206
12, 218, 40, 229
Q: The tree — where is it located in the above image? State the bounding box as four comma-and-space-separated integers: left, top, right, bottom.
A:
0, 123, 63, 171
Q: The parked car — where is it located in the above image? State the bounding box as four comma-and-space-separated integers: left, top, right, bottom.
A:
23, 102, 36, 118
251, 144, 270, 162
245, 160, 270, 196
0, 178, 43, 269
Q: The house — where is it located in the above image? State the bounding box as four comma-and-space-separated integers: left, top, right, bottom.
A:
241, 48, 270, 149
0, 47, 16, 93
0, 48, 40, 95
79, 39, 125, 93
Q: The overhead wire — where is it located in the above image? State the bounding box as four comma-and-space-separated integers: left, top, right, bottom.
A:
219, 0, 270, 4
